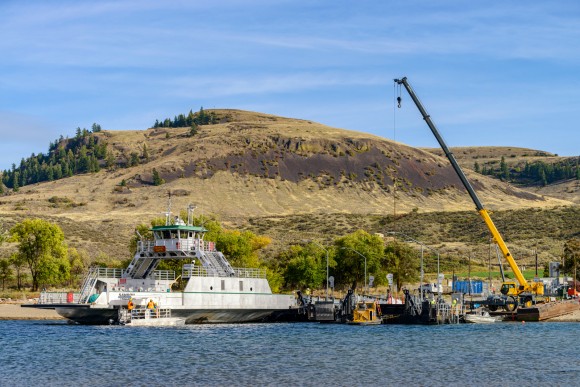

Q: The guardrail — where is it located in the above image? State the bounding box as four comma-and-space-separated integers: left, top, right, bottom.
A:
39, 292, 81, 304
153, 270, 176, 281
94, 267, 123, 278
137, 239, 217, 253
131, 307, 171, 320
182, 266, 266, 279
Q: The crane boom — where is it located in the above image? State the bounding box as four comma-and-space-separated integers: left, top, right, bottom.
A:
394, 77, 531, 290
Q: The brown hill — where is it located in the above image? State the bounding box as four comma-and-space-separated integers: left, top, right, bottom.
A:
0, 110, 573, 260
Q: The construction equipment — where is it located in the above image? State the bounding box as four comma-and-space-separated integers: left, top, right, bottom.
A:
394, 77, 544, 311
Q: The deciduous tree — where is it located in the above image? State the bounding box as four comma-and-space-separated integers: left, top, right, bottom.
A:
333, 230, 384, 290
10, 219, 69, 291
383, 240, 420, 291
563, 238, 580, 281
0, 259, 12, 290
281, 244, 330, 290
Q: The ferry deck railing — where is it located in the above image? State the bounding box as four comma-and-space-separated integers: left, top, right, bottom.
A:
93, 267, 124, 278
153, 270, 176, 281
130, 307, 171, 320
38, 270, 176, 305
79, 268, 174, 280
182, 266, 266, 279
137, 239, 217, 253
39, 292, 81, 304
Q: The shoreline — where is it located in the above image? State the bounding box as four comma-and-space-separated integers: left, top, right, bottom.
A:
0, 303, 64, 320
2, 302, 579, 322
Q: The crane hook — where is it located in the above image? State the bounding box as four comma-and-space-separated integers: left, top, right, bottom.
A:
397, 96, 402, 108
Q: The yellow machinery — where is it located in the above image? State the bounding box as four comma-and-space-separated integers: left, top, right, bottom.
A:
395, 77, 543, 309
348, 300, 382, 325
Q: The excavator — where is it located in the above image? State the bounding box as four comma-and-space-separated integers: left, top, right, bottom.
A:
394, 77, 544, 311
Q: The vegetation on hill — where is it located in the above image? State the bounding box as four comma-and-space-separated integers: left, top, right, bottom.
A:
152, 107, 223, 128
1, 125, 107, 190
0, 108, 230, 191
0, 109, 577, 296
477, 156, 580, 186
2, 211, 579, 295
248, 206, 580, 277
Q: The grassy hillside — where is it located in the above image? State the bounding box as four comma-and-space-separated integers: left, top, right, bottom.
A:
0, 110, 576, 270
244, 205, 579, 270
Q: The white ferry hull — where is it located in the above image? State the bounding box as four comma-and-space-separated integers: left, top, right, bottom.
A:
51, 305, 292, 325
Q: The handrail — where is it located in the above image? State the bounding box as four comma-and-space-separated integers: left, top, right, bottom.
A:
39, 292, 81, 304
182, 266, 267, 279
137, 239, 218, 253
131, 307, 172, 320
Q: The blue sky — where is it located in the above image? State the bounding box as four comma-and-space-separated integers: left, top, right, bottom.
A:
1, 1, 579, 171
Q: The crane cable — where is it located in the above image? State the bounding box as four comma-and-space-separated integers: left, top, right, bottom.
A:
392, 81, 402, 229
392, 82, 397, 230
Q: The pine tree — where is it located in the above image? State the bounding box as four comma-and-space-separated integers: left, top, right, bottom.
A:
500, 156, 509, 181
152, 169, 164, 186
474, 161, 480, 173
189, 123, 198, 137
105, 151, 115, 170
142, 144, 149, 162
130, 152, 140, 167
12, 171, 19, 192
540, 168, 547, 186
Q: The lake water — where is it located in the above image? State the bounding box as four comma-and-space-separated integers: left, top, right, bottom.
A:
1, 320, 579, 386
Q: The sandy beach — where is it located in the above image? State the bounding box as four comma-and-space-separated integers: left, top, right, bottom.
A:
0, 303, 64, 320
545, 308, 580, 322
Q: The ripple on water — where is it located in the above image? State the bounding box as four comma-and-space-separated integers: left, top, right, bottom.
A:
1, 320, 579, 386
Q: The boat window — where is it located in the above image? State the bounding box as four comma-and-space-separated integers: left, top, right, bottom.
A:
154, 232, 162, 240
221, 280, 225, 291
189, 232, 193, 238
239, 281, 243, 291
180, 230, 188, 239
163, 231, 171, 239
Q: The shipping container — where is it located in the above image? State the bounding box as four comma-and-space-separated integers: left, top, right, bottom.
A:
452, 280, 487, 295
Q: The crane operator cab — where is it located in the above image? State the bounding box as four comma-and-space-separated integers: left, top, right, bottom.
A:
500, 282, 518, 296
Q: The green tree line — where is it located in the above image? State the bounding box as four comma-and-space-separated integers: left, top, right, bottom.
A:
1, 125, 107, 190
153, 107, 219, 128
476, 157, 580, 186
3, 215, 580, 294
0, 124, 160, 191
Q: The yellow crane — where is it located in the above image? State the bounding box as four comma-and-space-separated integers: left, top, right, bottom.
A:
394, 77, 543, 310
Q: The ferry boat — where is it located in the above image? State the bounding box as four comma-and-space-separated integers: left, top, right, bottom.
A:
29, 204, 297, 324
